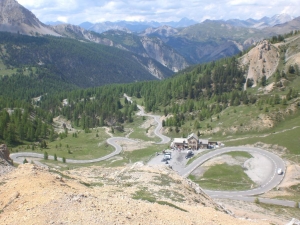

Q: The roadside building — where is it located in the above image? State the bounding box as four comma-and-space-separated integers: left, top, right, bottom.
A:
171, 138, 187, 149
199, 139, 209, 149
171, 133, 212, 150
187, 133, 199, 150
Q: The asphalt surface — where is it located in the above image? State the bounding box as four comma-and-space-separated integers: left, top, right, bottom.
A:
9, 95, 296, 208
178, 146, 286, 196
10, 94, 170, 165
136, 105, 171, 144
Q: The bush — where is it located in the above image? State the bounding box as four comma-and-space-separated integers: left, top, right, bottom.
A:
295, 202, 299, 208
44, 151, 48, 160
254, 197, 260, 204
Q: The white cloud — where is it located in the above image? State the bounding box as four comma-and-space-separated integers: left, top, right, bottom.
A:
16, 0, 300, 24
57, 16, 69, 23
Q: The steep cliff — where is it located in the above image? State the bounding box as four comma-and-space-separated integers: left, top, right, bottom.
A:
239, 40, 280, 86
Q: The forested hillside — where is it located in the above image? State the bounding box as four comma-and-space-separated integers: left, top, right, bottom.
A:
0, 32, 173, 88
1, 32, 300, 148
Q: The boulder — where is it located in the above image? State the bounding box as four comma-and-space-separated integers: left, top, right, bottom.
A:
0, 144, 12, 163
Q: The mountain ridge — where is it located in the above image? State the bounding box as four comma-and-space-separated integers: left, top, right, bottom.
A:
0, 0, 59, 36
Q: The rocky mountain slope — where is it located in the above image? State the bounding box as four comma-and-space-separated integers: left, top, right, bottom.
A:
227, 13, 293, 29
51, 26, 189, 72
240, 32, 300, 88
0, 32, 174, 87
0, 1, 174, 81
79, 17, 198, 33
141, 20, 265, 64
239, 40, 280, 86
2, 0, 300, 77
0, 163, 271, 224
264, 16, 300, 35
0, 0, 59, 36
0, 144, 14, 176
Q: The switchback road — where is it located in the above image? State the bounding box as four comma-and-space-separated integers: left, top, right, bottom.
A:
10, 94, 170, 165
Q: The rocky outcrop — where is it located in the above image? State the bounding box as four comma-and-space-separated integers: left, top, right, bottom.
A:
0, 144, 11, 163
141, 36, 189, 72
239, 40, 280, 87
52, 24, 114, 46
0, 0, 59, 36
0, 144, 14, 175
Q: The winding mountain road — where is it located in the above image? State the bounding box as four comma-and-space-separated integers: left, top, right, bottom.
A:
9, 95, 295, 208
177, 147, 285, 195
179, 147, 285, 196
10, 94, 170, 165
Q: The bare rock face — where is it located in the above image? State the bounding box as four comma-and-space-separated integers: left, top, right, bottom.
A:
0, 144, 11, 162
0, 144, 14, 175
0, 0, 40, 27
0, 0, 59, 36
239, 40, 280, 87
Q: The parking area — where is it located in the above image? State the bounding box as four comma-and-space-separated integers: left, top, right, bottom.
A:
147, 149, 210, 172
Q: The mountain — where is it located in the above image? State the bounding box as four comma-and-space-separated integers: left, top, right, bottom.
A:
263, 16, 300, 35
261, 13, 293, 27
79, 18, 198, 34
0, 0, 59, 36
79, 21, 94, 30
167, 17, 198, 28
0, 32, 173, 88
226, 13, 293, 29
142, 20, 266, 64
51, 25, 189, 72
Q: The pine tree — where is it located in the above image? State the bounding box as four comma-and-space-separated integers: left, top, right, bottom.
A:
44, 151, 48, 160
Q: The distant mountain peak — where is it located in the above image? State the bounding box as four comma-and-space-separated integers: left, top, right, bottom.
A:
0, 0, 59, 36
0, 0, 39, 26
226, 13, 293, 29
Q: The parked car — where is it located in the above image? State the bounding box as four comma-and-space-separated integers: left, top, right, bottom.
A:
185, 150, 194, 159
162, 152, 172, 161
277, 168, 283, 175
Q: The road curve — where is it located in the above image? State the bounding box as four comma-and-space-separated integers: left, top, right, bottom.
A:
10, 95, 170, 165
136, 105, 171, 144
177, 146, 285, 197
9, 96, 292, 208
124, 94, 170, 144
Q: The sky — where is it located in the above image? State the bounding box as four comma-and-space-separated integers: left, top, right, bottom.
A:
17, 0, 300, 25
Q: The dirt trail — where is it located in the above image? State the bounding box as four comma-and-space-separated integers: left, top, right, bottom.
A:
224, 126, 300, 143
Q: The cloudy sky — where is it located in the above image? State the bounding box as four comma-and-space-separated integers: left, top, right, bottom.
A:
17, 0, 300, 24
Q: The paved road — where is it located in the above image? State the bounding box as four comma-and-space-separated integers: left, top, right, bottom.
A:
176, 146, 285, 196
167, 146, 296, 207
10, 94, 170, 165
136, 105, 171, 144
9, 95, 295, 208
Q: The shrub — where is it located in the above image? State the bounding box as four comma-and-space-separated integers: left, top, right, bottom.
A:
44, 151, 48, 160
